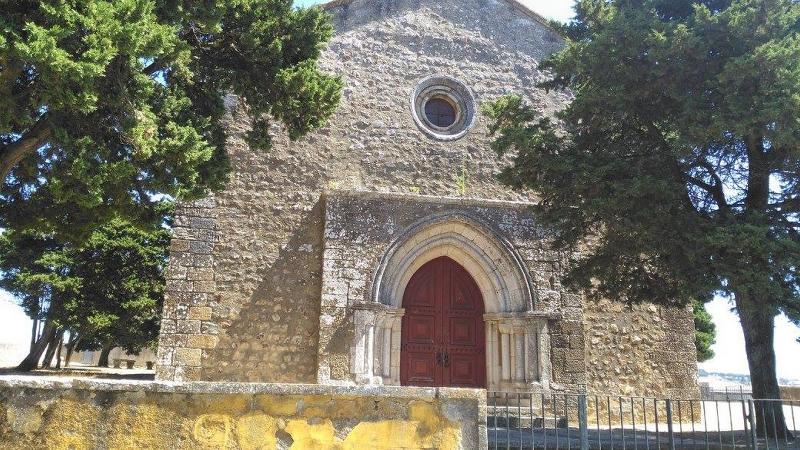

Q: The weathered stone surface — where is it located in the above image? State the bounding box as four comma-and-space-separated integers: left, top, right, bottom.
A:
154, 0, 699, 400
0, 376, 485, 449
583, 299, 700, 398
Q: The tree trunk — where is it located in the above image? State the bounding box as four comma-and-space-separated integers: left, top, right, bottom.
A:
54, 332, 64, 369
29, 318, 38, 352
97, 342, 113, 368
64, 334, 79, 368
41, 328, 62, 369
735, 290, 793, 439
16, 319, 57, 371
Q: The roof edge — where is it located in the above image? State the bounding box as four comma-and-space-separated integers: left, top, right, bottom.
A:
318, 0, 564, 38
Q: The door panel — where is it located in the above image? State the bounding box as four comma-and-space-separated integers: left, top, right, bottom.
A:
405, 352, 437, 385
449, 317, 478, 347
400, 256, 485, 388
406, 315, 436, 344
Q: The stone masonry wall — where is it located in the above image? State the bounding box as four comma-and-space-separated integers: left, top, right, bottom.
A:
319, 190, 585, 390
583, 300, 700, 399
156, 198, 219, 382
156, 0, 568, 383
0, 377, 486, 449
155, 0, 699, 400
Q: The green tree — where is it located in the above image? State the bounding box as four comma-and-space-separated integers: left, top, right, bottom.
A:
64, 217, 169, 367
694, 300, 716, 363
0, 0, 341, 238
486, 0, 800, 437
0, 216, 170, 370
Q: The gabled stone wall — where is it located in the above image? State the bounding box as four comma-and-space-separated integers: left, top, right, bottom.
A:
156, 0, 568, 384
154, 0, 699, 400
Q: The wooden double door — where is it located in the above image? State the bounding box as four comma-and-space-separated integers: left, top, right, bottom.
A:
400, 256, 486, 388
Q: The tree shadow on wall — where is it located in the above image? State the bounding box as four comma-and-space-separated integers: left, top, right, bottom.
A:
203, 199, 326, 383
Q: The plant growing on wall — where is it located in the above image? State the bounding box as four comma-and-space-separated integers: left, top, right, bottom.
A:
454, 165, 469, 197
0, 0, 342, 240
486, 0, 799, 438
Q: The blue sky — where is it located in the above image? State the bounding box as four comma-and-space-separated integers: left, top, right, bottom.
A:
1, 0, 798, 380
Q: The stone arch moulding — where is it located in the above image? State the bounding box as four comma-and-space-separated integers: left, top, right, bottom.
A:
348, 211, 552, 390
371, 212, 536, 313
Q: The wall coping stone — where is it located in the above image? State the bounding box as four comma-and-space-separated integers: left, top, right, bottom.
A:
0, 375, 486, 401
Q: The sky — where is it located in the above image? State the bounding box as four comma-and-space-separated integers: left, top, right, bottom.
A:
1, 0, 799, 380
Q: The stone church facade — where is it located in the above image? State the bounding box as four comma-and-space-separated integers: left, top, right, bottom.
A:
155, 0, 699, 399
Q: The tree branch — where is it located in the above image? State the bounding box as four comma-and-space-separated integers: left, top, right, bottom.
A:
688, 158, 730, 212
143, 60, 163, 76
0, 115, 52, 182
767, 196, 800, 212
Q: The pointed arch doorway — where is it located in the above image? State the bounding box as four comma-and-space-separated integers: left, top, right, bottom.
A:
400, 256, 486, 388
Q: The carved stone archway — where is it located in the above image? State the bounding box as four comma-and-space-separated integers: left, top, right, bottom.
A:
351, 212, 552, 390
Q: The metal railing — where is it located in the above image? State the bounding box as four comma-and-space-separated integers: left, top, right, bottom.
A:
487, 392, 799, 449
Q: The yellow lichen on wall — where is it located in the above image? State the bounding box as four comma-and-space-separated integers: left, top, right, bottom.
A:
0, 385, 479, 450
43, 397, 101, 450
185, 397, 463, 449
284, 419, 338, 448
235, 413, 278, 450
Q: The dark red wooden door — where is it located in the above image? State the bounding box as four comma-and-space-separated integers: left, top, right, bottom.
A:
400, 256, 486, 388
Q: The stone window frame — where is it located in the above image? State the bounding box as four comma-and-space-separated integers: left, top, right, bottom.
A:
410, 75, 477, 141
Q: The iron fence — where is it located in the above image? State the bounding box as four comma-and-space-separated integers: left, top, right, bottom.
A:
487, 392, 799, 449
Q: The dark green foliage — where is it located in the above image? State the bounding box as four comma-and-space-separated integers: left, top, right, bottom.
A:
486, 0, 799, 422
693, 300, 716, 363
0, 0, 341, 239
0, 216, 170, 358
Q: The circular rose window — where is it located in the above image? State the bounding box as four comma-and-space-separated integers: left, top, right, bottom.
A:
411, 75, 476, 141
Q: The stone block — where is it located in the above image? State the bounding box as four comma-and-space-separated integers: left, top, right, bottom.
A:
170, 239, 190, 252
176, 320, 201, 335
187, 268, 214, 281
160, 319, 177, 334
186, 334, 219, 349
190, 217, 215, 230
189, 240, 214, 254
187, 307, 213, 321
201, 321, 220, 335
174, 348, 202, 366
193, 281, 216, 293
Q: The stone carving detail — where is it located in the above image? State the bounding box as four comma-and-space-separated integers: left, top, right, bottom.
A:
323, 192, 565, 390
351, 304, 405, 385
484, 313, 553, 391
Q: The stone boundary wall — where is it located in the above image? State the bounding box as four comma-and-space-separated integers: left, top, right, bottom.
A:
0, 376, 486, 449
780, 386, 800, 401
